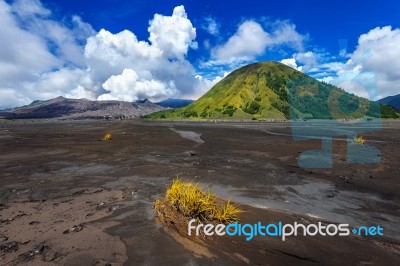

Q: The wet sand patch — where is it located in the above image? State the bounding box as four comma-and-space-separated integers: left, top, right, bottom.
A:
170, 128, 205, 144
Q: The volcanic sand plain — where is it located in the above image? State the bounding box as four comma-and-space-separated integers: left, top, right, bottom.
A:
0, 119, 399, 265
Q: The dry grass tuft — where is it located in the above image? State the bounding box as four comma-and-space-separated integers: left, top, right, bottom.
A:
354, 135, 365, 145
103, 133, 112, 141
154, 178, 241, 224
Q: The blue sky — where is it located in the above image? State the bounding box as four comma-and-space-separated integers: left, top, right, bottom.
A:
1, 0, 400, 108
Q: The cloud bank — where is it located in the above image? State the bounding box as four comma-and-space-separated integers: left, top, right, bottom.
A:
281, 26, 400, 100
0, 0, 92, 107
211, 20, 305, 65
0, 1, 205, 108
1, 0, 398, 108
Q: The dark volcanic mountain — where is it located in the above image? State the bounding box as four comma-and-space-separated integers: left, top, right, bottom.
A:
148, 61, 399, 120
0, 96, 166, 119
156, 98, 194, 108
378, 94, 400, 109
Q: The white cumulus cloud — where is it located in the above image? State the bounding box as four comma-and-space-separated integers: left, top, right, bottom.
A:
211, 21, 269, 63
83, 5, 199, 102
0, 0, 95, 107
0, 2, 209, 108
211, 20, 305, 64
0, 0, 60, 86
98, 69, 178, 102
317, 26, 400, 100
280, 58, 302, 71
148, 5, 197, 59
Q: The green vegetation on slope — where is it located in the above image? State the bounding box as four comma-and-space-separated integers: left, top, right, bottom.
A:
147, 61, 399, 120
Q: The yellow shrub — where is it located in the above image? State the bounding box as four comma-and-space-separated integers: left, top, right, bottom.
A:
103, 133, 112, 141
214, 199, 241, 223
162, 178, 241, 223
354, 135, 365, 145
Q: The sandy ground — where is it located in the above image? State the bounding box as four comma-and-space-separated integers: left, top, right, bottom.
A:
0, 119, 399, 265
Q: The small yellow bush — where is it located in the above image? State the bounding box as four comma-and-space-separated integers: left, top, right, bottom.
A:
354, 135, 365, 145
214, 199, 241, 223
161, 178, 241, 223
103, 133, 112, 141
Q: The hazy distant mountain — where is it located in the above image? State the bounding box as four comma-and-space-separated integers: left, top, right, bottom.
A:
156, 98, 194, 108
0, 96, 166, 119
148, 61, 399, 120
378, 94, 400, 109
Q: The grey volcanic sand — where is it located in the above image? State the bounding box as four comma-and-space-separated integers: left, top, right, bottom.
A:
0, 119, 399, 265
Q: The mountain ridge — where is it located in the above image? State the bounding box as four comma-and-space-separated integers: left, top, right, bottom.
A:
378, 94, 400, 109
156, 98, 194, 108
0, 97, 166, 119
148, 61, 399, 120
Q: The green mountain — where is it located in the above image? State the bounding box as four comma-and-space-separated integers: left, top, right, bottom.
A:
147, 61, 399, 120
378, 94, 400, 109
